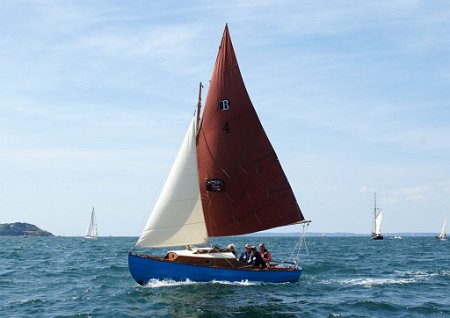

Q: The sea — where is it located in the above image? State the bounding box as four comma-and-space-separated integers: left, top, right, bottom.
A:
0, 235, 448, 317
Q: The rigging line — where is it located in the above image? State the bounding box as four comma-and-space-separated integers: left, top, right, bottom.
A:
288, 223, 309, 266
301, 223, 310, 256
196, 82, 203, 134
288, 237, 301, 263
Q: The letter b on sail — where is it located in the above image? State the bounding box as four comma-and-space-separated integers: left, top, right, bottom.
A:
219, 99, 230, 111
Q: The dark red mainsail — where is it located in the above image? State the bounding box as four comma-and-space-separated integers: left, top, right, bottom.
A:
196, 25, 304, 237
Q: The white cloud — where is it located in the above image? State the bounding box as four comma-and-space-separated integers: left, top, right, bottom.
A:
68, 25, 200, 60
385, 182, 450, 204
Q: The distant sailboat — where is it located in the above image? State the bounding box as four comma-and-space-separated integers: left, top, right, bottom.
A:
434, 219, 447, 241
371, 193, 383, 240
128, 25, 310, 284
84, 207, 98, 239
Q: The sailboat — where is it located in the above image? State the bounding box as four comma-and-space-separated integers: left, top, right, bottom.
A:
128, 25, 310, 284
371, 193, 383, 240
434, 219, 447, 241
84, 207, 98, 239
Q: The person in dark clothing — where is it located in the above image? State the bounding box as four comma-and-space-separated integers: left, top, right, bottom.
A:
250, 246, 267, 268
239, 243, 252, 264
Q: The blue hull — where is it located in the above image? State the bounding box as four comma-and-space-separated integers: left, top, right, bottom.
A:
128, 253, 302, 284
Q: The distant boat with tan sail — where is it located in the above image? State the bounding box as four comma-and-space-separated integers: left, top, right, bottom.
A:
434, 219, 447, 241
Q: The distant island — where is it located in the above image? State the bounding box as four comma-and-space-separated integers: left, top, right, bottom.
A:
0, 222, 53, 237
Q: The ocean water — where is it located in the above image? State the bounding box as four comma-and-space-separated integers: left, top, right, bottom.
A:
0, 236, 448, 317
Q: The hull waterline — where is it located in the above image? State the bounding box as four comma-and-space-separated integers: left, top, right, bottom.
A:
128, 253, 302, 284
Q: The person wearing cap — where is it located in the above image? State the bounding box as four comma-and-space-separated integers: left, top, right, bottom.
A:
239, 243, 252, 264
250, 246, 267, 268
227, 243, 237, 258
259, 243, 272, 267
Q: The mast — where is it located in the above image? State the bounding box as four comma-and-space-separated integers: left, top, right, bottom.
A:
374, 192, 377, 217
372, 192, 383, 236
196, 82, 203, 133
373, 192, 376, 233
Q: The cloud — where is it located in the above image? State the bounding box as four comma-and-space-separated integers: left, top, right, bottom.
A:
386, 182, 450, 204
68, 25, 200, 60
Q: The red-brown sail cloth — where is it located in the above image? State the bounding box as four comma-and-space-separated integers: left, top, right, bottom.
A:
196, 25, 304, 237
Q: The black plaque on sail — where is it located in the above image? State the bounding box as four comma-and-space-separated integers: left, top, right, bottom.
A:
206, 179, 224, 192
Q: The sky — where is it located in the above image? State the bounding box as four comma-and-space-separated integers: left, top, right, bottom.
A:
1, 1, 449, 236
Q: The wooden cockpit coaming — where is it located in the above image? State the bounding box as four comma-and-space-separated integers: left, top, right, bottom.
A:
129, 251, 297, 272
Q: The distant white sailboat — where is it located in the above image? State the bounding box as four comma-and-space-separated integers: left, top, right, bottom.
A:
434, 219, 447, 241
84, 207, 98, 239
371, 193, 383, 240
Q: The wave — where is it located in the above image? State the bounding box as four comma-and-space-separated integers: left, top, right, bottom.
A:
143, 278, 259, 288
320, 270, 439, 287
334, 277, 420, 287
394, 270, 440, 278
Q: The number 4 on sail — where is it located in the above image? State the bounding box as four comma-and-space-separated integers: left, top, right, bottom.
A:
128, 25, 310, 284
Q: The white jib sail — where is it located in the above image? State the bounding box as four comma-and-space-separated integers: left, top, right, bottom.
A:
136, 117, 208, 248
85, 207, 98, 238
374, 211, 383, 235
439, 219, 446, 238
